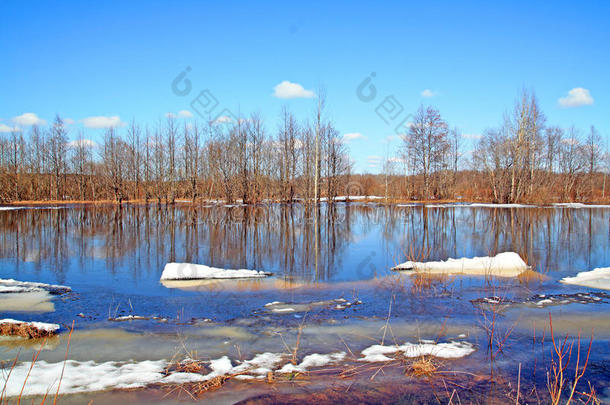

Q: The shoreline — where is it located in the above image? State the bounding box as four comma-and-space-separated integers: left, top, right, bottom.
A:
3, 198, 610, 207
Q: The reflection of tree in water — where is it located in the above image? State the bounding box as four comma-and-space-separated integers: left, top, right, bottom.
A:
386, 207, 608, 274
0, 205, 355, 282
0, 205, 608, 282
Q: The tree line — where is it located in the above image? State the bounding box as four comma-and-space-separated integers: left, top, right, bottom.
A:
389, 90, 608, 203
0, 100, 351, 204
0, 90, 607, 204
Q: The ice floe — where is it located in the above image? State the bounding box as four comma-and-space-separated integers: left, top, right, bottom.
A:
0, 279, 71, 313
161, 277, 303, 291
359, 341, 475, 362
0, 291, 56, 313
0, 279, 71, 294
160, 263, 271, 280
392, 252, 529, 277
108, 315, 151, 322
561, 267, 610, 290
263, 298, 362, 314
471, 292, 610, 310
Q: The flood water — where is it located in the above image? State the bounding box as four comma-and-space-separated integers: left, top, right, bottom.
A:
1, 203, 610, 403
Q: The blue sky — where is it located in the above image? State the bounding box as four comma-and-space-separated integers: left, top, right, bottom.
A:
1, 0, 608, 173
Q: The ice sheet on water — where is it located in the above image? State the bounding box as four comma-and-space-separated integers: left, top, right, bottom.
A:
471, 291, 610, 309
561, 268, 610, 291
0, 279, 71, 294
160, 263, 271, 280
263, 298, 362, 314
392, 252, 529, 277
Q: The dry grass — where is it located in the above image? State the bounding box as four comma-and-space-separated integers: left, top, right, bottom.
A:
546, 314, 596, 405
0, 323, 57, 339
405, 356, 441, 378
0, 321, 74, 404
191, 375, 229, 395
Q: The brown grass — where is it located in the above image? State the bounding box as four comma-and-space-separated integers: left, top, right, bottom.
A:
0, 323, 57, 339
1, 321, 74, 404
192, 375, 229, 395
405, 356, 441, 378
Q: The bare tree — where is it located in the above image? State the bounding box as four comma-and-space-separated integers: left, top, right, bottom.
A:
405, 105, 449, 199
584, 125, 602, 195
70, 131, 93, 200
558, 127, 585, 200
126, 120, 142, 200
48, 115, 68, 200
102, 127, 126, 202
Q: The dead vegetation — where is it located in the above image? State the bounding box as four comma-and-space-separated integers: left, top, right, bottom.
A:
0, 321, 74, 404
546, 314, 597, 405
0, 322, 57, 339
405, 356, 442, 378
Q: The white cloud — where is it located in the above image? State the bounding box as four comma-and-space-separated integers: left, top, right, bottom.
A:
385, 135, 398, 142
0, 123, 19, 133
167, 110, 194, 119
461, 133, 482, 140
385, 134, 408, 143
343, 132, 364, 142
12, 113, 46, 126
82, 116, 124, 129
63, 118, 75, 125
367, 155, 383, 167
67, 139, 97, 148
272, 81, 315, 99
213, 115, 233, 124
421, 89, 436, 98
558, 88, 594, 108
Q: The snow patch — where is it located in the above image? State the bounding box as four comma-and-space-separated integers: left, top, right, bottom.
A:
109, 315, 150, 322
0, 318, 60, 333
359, 341, 475, 362
232, 352, 285, 377
0, 206, 67, 212
160, 263, 271, 280
0, 350, 349, 397
0, 279, 71, 294
553, 203, 609, 209
392, 252, 529, 277
1, 359, 167, 397
561, 268, 610, 290
468, 203, 534, 208
278, 352, 346, 373
263, 298, 362, 314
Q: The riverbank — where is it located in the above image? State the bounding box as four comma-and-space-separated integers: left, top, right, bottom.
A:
4, 197, 610, 207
